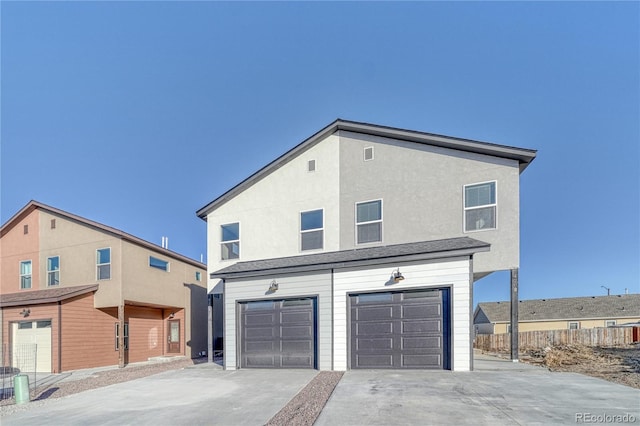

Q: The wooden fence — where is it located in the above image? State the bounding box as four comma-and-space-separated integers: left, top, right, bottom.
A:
474, 327, 638, 352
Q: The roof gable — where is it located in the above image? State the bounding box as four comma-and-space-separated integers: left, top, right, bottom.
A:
476, 294, 640, 323
196, 119, 537, 218
1, 201, 205, 269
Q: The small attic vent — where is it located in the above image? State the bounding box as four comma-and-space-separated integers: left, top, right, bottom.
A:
307, 159, 316, 172
364, 146, 374, 161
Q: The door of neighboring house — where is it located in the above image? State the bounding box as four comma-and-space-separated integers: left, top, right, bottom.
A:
167, 320, 180, 353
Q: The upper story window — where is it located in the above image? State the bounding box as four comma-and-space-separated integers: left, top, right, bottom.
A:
97, 248, 111, 280
605, 320, 616, 327
47, 256, 60, 286
221, 222, 240, 260
20, 260, 32, 289
568, 322, 580, 330
300, 209, 323, 251
356, 200, 382, 244
464, 181, 497, 232
195, 271, 202, 281
149, 256, 169, 272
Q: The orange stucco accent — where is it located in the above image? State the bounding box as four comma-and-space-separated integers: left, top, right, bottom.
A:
1, 210, 40, 294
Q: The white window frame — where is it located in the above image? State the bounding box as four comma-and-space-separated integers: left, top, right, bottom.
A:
355, 199, 383, 245
47, 256, 60, 286
220, 222, 240, 261
20, 260, 32, 289
149, 256, 170, 272
97, 247, 111, 280
568, 321, 580, 330
463, 180, 498, 232
300, 208, 324, 252
364, 146, 374, 161
605, 320, 616, 327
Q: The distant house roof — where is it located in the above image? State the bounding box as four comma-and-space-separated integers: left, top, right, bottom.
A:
1, 200, 205, 269
212, 237, 490, 279
475, 294, 640, 323
0, 284, 99, 308
197, 119, 537, 218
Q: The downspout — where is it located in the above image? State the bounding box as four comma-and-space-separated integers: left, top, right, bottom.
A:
58, 301, 62, 373
330, 268, 334, 371
468, 256, 474, 372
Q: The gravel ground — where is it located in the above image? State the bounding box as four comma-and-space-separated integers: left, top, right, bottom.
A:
266, 371, 344, 426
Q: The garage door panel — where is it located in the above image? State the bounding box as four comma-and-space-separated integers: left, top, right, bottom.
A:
240, 298, 316, 369
246, 341, 276, 351
357, 354, 393, 367
244, 313, 275, 325
402, 319, 441, 333
357, 338, 393, 350
281, 311, 312, 323
355, 306, 393, 321
402, 304, 440, 318
402, 354, 441, 367
356, 322, 393, 335
12, 320, 52, 373
351, 289, 448, 370
402, 336, 441, 349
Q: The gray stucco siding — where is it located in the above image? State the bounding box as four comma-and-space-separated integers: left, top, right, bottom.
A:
337, 130, 520, 274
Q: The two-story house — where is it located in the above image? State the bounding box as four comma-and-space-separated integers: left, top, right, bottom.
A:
197, 119, 536, 371
0, 201, 207, 373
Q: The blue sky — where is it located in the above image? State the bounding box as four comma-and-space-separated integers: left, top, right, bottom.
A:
1, 2, 638, 304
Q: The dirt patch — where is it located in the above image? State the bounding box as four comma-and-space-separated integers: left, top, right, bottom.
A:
519, 344, 640, 389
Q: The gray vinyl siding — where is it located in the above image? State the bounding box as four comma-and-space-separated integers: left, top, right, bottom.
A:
223, 271, 332, 370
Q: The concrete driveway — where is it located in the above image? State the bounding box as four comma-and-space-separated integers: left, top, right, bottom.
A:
2, 355, 639, 426
316, 355, 640, 425
1, 366, 317, 426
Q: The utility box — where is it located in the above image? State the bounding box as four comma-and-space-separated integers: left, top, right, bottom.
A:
14, 374, 30, 405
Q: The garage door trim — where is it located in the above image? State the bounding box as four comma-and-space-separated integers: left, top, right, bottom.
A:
236, 295, 318, 369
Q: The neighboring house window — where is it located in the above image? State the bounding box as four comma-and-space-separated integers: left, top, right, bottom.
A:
195, 271, 201, 281
507, 324, 512, 334
568, 322, 580, 330
605, 320, 616, 327
364, 146, 374, 161
300, 209, 323, 251
149, 256, 169, 272
20, 260, 32, 289
47, 256, 60, 286
97, 248, 111, 280
307, 159, 316, 172
464, 181, 497, 232
221, 223, 240, 260
115, 323, 129, 350
356, 200, 382, 244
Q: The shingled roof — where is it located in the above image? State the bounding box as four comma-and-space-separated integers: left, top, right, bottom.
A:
475, 294, 640, 323
0, 284, 99, 308
212, 236, 490, 279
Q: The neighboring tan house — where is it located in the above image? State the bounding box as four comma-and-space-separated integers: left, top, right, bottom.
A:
197, 119, 536, 371
474, 294, 640, 334
0, 201, 207, 373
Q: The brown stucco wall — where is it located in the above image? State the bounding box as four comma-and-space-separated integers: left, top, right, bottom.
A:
1, 210, 40, 294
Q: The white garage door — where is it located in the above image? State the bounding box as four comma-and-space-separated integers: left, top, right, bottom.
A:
12, 320, 52, 373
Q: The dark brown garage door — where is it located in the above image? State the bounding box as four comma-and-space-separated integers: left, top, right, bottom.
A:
350, 288, 450, 369
240, 298, 316, 369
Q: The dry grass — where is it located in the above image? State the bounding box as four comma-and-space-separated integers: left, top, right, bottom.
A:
521, 344, 640, 389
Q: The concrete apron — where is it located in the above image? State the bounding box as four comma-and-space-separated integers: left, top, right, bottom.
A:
316, 358, 640, 426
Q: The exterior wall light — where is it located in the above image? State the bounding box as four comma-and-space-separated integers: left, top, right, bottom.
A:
20, 308, 31, 317
393, 268, 405, 283
268, 280, 279, 292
